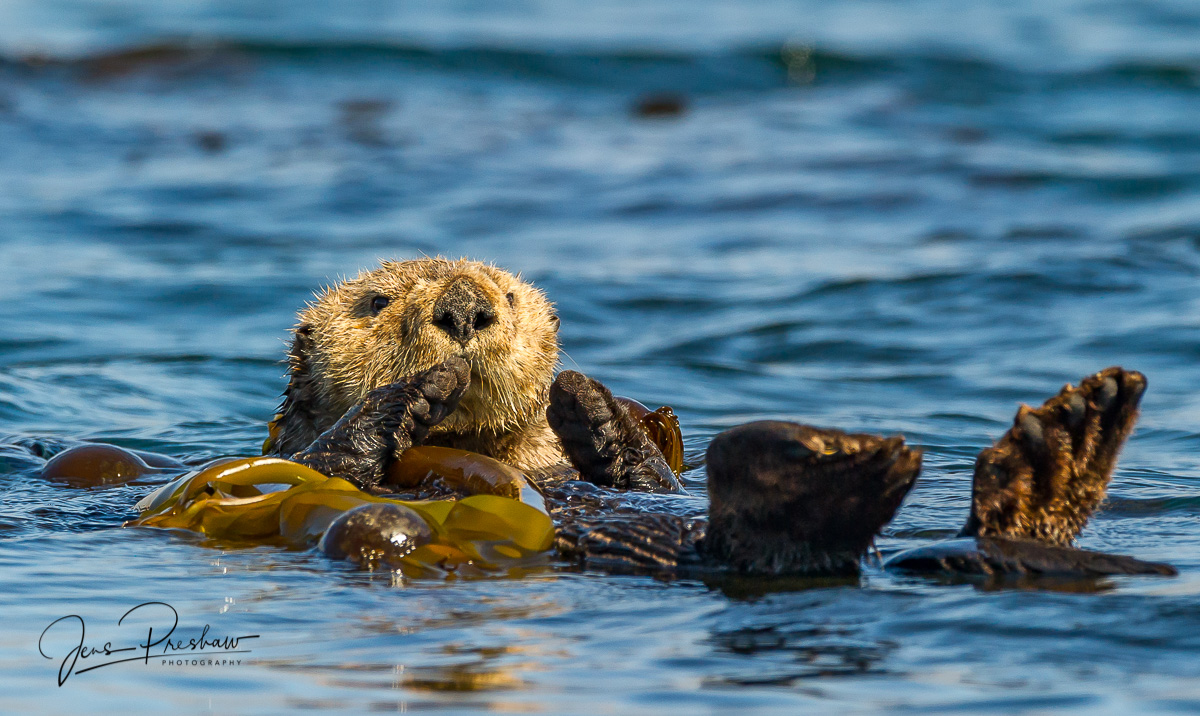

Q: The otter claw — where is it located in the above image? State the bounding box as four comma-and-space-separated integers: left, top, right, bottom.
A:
1095, 376, 1119, 411
1016, 408, 1044, 450
1063, 392, 1086, 428
408, 358, 471, 428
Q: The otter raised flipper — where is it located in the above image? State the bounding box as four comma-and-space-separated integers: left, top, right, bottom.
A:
963, 367, 1147, 546
264, 259, 917, 576
887, 367, 1175, 577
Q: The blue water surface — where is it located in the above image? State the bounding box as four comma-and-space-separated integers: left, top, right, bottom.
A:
2, 1, 1200, 712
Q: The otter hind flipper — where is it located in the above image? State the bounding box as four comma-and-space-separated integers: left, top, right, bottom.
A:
547, 371, 684, 493
886, 537, 1176, 577
702, 422, 921, 576
962, 367, 1147, 546
290, 357, 471, 490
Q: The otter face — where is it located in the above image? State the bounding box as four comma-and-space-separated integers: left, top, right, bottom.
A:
295, 258, 559, 436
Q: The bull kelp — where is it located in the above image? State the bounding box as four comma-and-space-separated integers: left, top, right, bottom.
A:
131, 455, 554, 576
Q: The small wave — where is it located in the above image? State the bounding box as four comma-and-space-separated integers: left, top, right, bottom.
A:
9, 39, 803, 92
5, 38, 1197, 95
1104, 496, 1200, 517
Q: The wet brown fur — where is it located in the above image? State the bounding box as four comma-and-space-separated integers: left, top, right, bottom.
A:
702, 421, 921, 575
962, 367, 1147, 546
272, 258, 563, 472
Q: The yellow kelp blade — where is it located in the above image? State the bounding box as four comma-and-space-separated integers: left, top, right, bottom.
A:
443, 495, 555, 553
129, 457, 554, 575
614, 397, 686, 476
134, 456, 311, 514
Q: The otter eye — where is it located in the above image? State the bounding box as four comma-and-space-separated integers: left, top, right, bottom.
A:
369, 295, 391, 315
505, 292, 515, 307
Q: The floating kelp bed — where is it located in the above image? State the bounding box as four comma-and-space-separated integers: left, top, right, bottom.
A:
39, 397, 683, 579
43, 444, 556, 578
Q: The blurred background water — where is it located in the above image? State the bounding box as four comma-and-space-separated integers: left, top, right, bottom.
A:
2, 0, 1200, 712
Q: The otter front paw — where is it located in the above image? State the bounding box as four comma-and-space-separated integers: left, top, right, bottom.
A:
963, 367, 1147, 546
396, 357, 472, 450
547, 371, 684, 493
291, 357, 470, 490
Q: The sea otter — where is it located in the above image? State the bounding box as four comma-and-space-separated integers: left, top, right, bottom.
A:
269, 257, 682, 494
270, 257, 1172, 578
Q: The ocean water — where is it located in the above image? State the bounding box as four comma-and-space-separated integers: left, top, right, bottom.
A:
2, 1, 1200, 712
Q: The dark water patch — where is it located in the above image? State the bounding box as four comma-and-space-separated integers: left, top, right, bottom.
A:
1081, 328, 1200, 360
1002, 224, 1087, 241
604, 294, 731, 313
1104, 495, 1200, 517
970, 170, 1198, 199
0, 439, 50, 474
5, 39, 1199, 100
1050, 130, 1200, 153
1127, 222, 1200, 247
12, 40, 794, 93
887, 528, 962, 540
753, 339, 932, 367
793, 270, 1143, 316
924, 412, 1008, 429
1098, 61, 1200, 90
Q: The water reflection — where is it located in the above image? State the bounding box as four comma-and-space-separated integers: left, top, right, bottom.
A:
704, 573, 861, 600
705, 623, 897, 687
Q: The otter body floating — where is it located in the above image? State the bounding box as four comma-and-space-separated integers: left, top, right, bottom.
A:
885, 537, 1175, 577
40, 255, 1177, 583
42, 361, 1175, 582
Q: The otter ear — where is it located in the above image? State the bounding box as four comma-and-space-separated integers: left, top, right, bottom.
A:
269, 324, 323, 456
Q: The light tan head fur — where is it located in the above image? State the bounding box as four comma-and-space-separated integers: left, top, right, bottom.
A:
272, 258, 560, 465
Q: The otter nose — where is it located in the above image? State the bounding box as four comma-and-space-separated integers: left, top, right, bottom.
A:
431, 278, 497, 345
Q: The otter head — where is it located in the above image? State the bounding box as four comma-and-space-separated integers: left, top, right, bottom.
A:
272, 258, 559, 455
